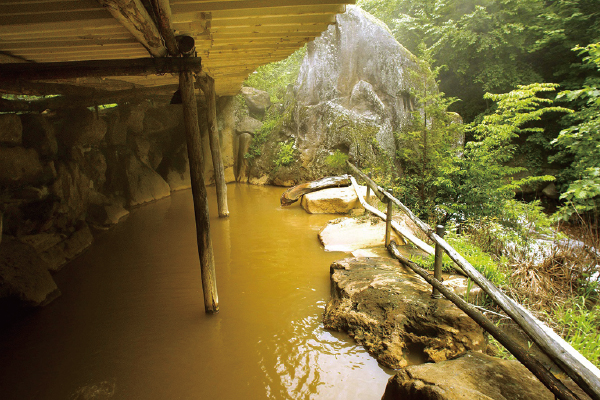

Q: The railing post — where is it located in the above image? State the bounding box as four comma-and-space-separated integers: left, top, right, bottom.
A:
366, 172, 372, 204
384, 194, 393, 247
432, 225, 445, 299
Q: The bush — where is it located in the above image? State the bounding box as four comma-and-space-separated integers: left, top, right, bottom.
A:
325, 150, 349, 170
274, 141, 296, 168
245, 113, 281, 160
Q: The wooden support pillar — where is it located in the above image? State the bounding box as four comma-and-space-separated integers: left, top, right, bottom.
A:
366, 172, 372, 205
180, 69, 219, 314
197, 74, 229, 218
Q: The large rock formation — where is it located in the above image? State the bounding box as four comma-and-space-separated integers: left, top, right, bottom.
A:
244, 6, 422, 184
324, 257, 486, 369
294, 5, 419, 164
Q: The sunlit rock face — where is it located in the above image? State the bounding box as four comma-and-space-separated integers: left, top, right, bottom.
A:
382, 352, 588, 400
324, 257, 486, 369
293, 5, 420, 169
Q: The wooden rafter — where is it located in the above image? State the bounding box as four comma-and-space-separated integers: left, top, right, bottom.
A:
0, 0, 353, 95
96, 0, 167, 57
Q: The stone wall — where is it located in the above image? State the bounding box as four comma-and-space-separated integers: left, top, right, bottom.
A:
0, 97, 236, 307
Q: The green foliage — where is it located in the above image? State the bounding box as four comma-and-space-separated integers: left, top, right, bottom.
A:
243, 46, 306, 102
437, 83, 569, 224
359, 0, 600, 123
552, 43, 600, 221
245, 112, 281, 160
325, 150, 349, 170
444, 231, 509, 288
551, 297, 600, 368
461, 200, 553, 263
274, 141, 296, 169
394, 50, 464, 222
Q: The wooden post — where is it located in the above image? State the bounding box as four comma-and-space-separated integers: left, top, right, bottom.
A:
366, 172, 372, 205
197, 74, 229, 218
388, 241, 582, 400
432, 225, 444, 299
179, 69, 219, 314
349, 176, 434, 254
384, 195, 393, 247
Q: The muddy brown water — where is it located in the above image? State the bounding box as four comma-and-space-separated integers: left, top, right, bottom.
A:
0, 184, 394, 400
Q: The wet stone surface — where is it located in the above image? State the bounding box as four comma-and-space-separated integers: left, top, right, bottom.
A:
324, 257, 486, 369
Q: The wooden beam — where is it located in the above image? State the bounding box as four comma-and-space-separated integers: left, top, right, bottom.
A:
96, 0, 168, 57
210, 4, 346, 20
210, 14, 336, 28
0, 80, 106, 97
0, 38, 139, 51
170, 0, 355, 13
0, 9, 110, 26
148, 0, 180, 56
0, 18, 122, 37
0, 85, 178, 112
0, 0, 103, 16
197, 73, 229, 218
179, 69, 219, 314
0, 57, 202, 82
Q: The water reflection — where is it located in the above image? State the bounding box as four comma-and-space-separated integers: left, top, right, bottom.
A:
258, 300, 393, 400
0, 184, 393, 400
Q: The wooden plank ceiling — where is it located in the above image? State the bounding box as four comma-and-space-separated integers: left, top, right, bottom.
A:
0, 0, 354, 96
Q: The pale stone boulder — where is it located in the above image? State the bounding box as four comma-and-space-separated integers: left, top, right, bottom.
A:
0, 237, 60, 306
58, 108, 107, 147
0, 146, 43, 186
324, 257, 486, 369
237, 115, 263, 134
21, 114, 58, 160
19, 223, 94, 271
240, 86, 271, 117
124, 154, 171, 207
87, 202, 129, 229
301, 185, 373, 214
250, 175, 269, 185
382, 352, 587, 400
319, 217, 405, 252
0, 114, 23, 145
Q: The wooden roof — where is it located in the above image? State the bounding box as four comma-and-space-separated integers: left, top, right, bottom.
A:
0, 0, 354, 96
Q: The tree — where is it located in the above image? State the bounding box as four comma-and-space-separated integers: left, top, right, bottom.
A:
395, 49, 463, 221
437, 83, 570, 224
552, 43, 600, 223
358, 0, 600, 123
243, 46, 306, 102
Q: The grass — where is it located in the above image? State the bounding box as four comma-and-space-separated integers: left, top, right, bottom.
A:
423, 231, 509, 288
552, 297, 600, 368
